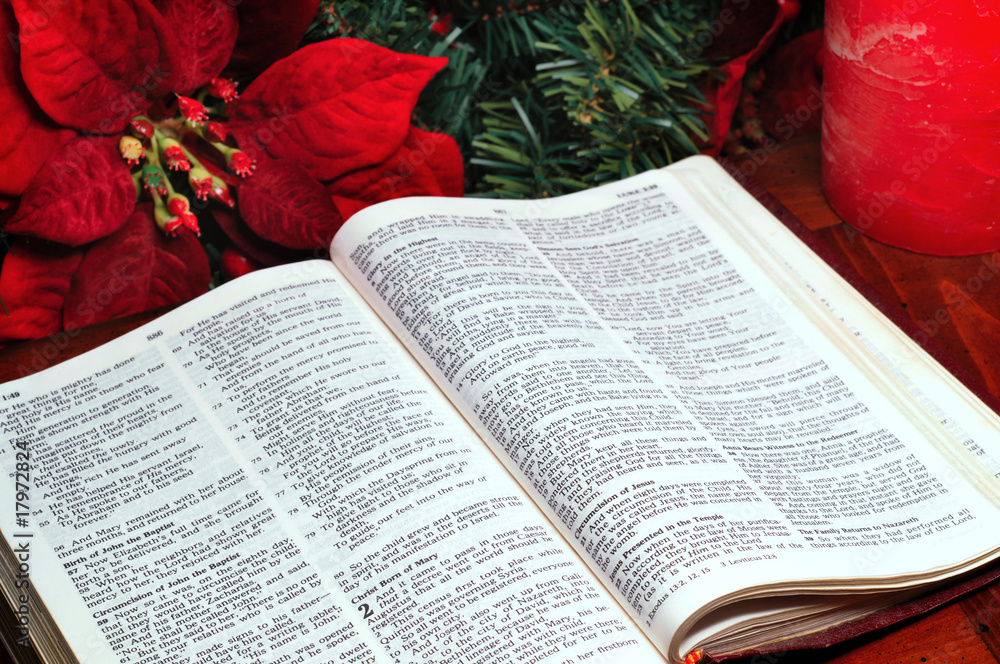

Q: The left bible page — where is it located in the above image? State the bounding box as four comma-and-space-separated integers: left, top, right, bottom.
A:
0, 261, 660, 664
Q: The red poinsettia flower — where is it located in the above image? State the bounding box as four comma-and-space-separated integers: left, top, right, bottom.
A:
0, 0, 464, 347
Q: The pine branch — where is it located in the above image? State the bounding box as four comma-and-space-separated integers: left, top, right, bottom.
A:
470, 94, 588, 198
305, 0, 721, 197
472, 0, 716, 197
438, 0, 717, 76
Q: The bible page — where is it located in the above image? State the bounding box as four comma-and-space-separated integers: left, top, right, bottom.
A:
676, 158, 1000, 482
0, 260, 662, 664
331, 173, 1000, 662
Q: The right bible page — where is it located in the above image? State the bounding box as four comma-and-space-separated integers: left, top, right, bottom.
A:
677, 157, 1000, 481
331, 166, 1000, 662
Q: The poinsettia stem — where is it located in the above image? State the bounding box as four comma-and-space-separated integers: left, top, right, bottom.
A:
148, 131, 162, 165
212, 142, 235, 158
163, 173, 176, 197
180, 122, 222, 154
180, 145, 205, 171
184, 122, 207, 142
151, 190, 169, 225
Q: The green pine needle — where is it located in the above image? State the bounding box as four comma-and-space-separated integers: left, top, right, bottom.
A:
305, 0, 721, 198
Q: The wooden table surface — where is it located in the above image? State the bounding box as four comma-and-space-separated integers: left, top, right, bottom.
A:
1, 134, 998, 663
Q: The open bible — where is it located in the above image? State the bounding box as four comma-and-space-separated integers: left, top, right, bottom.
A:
2, 156, 999, 664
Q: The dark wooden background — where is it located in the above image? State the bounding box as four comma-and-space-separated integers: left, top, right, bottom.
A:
1, 134, 998, 663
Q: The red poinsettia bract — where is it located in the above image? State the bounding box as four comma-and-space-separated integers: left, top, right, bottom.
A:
0, 0, 464, 347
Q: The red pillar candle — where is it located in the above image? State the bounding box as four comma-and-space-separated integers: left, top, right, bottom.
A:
822, 1, 1000, 255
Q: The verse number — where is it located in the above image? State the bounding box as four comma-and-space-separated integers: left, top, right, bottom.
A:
358, 603, 375, 620
2, 392, 19, 401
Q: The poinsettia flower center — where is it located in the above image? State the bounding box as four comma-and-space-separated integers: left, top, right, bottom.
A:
113, 79, 254, 237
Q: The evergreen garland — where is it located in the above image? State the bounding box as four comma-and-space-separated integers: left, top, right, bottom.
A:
305, 0, 721, 198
